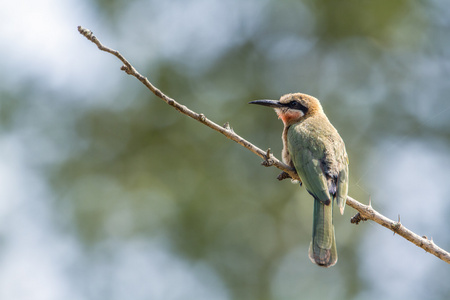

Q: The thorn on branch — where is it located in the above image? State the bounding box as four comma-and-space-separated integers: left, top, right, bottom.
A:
422, 235, 435, 245
350, 212, 368, 225
261, 148, 275, 167
391, 214, 402, 235
223, 122, 234, 133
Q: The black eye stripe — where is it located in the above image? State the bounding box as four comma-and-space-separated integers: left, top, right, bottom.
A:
287, 101, 308, 114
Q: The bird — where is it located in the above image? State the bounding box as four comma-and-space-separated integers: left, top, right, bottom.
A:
249, 93, 349, 267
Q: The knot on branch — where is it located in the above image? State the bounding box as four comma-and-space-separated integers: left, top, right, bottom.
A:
198, 113, 206, 122
391, 214, 402, 235
223, 122, 234, 133
120, 65, 133, 75
154, 90, 163, 99
261, 148, 275, 167
391, 222, 402, 233
166, 98, 174, 106
350, 212, 368, 225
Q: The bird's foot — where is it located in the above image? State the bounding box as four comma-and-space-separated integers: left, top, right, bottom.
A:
277, 171, 291, 181
277, 172, 302, 185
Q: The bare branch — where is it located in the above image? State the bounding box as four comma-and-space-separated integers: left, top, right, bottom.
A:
77, 26, 450, 264
346, 196, 450, 262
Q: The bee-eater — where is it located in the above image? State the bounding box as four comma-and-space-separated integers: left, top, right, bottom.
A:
249, 93, 349, 267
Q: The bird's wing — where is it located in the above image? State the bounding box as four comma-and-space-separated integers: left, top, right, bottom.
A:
288, 129, 331, 205
335, 155, 349, 214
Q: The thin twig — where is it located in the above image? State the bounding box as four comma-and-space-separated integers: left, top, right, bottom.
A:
77, 26, 450, 264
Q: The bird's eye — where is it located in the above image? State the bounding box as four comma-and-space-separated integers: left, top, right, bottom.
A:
287, 101, 308, 114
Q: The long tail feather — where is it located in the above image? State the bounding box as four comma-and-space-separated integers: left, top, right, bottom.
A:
308, 198, 337, 267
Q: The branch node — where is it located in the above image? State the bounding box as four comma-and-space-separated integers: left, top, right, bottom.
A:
261, 148, 275, 167
198, 113, 206, 122
223, 122, 234, 133
121, 65, 133, 75
391, 215, 402, 234
165, 97, 174, 106
350, 212, 368, 225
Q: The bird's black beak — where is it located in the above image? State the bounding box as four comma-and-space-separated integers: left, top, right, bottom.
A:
248, 99, 284, 108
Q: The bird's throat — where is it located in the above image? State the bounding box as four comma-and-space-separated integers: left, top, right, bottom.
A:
276, 110, 304, 126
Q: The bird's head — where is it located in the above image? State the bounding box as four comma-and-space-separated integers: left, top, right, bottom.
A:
249, 93, 323, 126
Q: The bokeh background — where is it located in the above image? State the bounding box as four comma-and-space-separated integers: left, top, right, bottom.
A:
1, 0, 450, 299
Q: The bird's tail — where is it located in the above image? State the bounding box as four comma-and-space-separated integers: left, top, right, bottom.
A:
308, 198, 337, 267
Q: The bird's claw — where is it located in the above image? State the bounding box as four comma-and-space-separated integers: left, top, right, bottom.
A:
277, 171, 291, 181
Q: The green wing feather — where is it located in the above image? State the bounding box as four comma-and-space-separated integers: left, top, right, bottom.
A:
287, 130, 332, 204
336, 162, 349, 214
